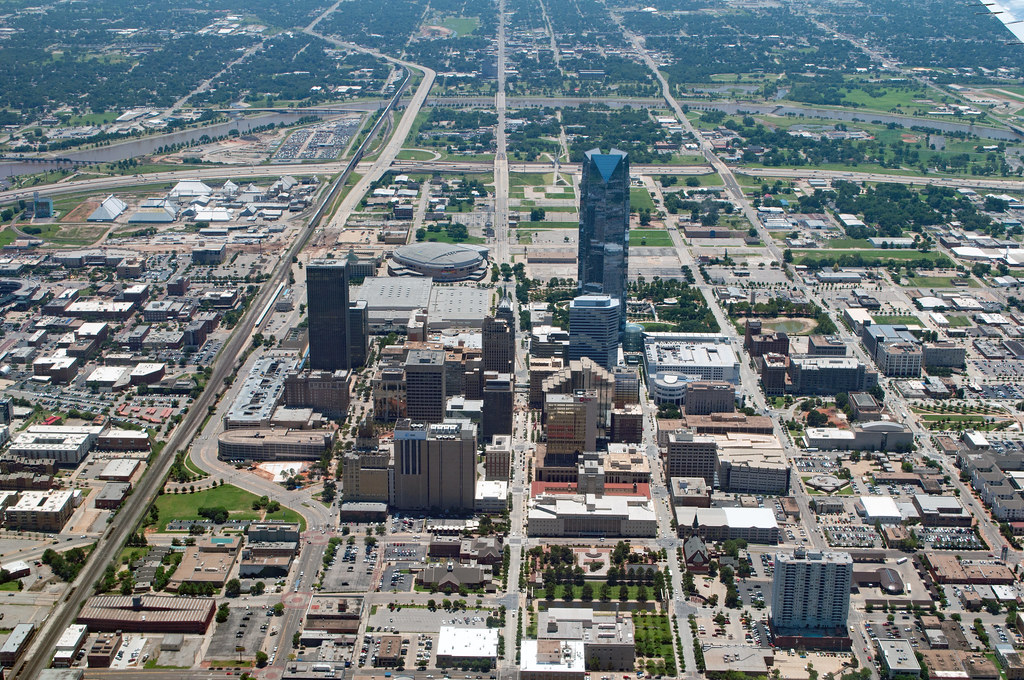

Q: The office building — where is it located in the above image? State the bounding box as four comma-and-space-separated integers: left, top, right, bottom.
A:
684, 381, 735, 415
676, 506, 780, 544
528, 493, 657, 537
787, 356, 878, 395
6, 490, 75, 532
610, 404, 643, 443
861, 324, 922, 377
283, 369, 352, 418
568, 295, 620, 369
521, 640, 586, 680
481, 372, 514, 440
392, 419, 477, 512
665, 431, 718, 485
217, 429, 332, 462
643, 333, 740, 403
530, 357, 565, 408
544, 392, 599, 467
483, 291, 516, 374
482, 315, 515, 375
538, 608, 635, 671
306, 259, 350, 371
771, 549, 852, 633
744, 320, 790, 358
541, 358, 615, 438
578, 148, 629, 330
342, 450, 392, 503
485, 435, 512, 480
0, 623, 33, 666
612, 367, 640, 407
405, 349, 447, 424
348, 300, 369, 368
807, 335, 848, 357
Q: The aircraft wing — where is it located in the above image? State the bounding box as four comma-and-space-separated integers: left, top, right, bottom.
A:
986, 0, 1024, 42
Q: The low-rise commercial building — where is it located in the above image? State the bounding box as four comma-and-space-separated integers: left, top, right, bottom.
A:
303, 596, 362, 633
675, 507, 780, 544
87, 632, 122, 668
0, 623, 34, 666
520, 639, 586, 680
217, 429, 332, 462
528, 494, 657, 537
6, 490, 75, 532
51, 624, 88, 668
77, 595, 216, 634
436, 626, 500, 669
538, 608, 635, 671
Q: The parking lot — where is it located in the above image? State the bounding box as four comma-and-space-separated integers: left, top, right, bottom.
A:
381, 563, 415, 592
825, 525, 878, 548
321, 541, 377, 593
917, 527, 986, 550
205, 605, 274, 662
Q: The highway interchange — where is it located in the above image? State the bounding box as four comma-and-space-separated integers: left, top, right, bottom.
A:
6, 4, 1024, 679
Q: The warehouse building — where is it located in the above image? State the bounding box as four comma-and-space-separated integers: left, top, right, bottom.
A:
77, 595, 216, 634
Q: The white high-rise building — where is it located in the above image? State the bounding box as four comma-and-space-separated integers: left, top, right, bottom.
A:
568, 295, 620, 369
770, 549, 852, 632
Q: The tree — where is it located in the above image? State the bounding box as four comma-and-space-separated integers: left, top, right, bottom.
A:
273, 603, 284, 616
251, 581, 266, 595
255, 651, 269, 667
783, 249, 793, 263
225, 578, 241, 597
806, 410, 828, 427
530, 208, 546, 221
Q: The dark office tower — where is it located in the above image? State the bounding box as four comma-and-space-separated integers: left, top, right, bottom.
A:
306, 259, 350, 371
405, 349, 447, 424
482, 316, 514, 375
348, 300, 369, 369
578, 148, 629, 330
482, 372, 514, 440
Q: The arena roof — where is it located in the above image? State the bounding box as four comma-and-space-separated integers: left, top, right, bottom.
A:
392, 242, 488, 270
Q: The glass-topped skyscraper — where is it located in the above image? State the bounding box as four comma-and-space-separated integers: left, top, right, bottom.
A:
578, 148, 629, 330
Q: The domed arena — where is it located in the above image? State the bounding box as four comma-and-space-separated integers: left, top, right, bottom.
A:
387, 242, 489, 281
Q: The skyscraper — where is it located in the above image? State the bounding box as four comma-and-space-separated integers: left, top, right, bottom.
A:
578, 148, 629, 330
348, 300, 369, 369
568, 294, 620, 369
483, 289, 516, 374
392, 418, 477, 512
405, 349, 447, 424
306, 259, 350, 371
770, 549, 852, 633
481, 372, 514, 440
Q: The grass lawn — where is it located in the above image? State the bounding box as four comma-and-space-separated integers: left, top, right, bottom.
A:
908, 275, 978, 288
421, 232, 486, 245
630, 187, 656, 212
436, 14, 480, 36
153, 484, 263, 530
19, 222, 106, 246
509, 173, 550, 187
630, 230, 674, 247
396, 149, 436, 160
793, 249, 951, 265
871, 314, 923, 326
0, 228, 17, 247
0, 582, 20, 592
945, 314, 972, 327
518, 220, 577, 230
826, 238, 872, 248
266, 506, 305, 529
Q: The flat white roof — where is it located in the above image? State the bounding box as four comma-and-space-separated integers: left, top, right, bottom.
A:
520, 639, 586, 674
436, 626, 499, 659
860, 495, 901, 520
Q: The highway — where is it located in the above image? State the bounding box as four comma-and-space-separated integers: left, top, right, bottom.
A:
11, 16, 425, 678
11, 181, 315, 679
